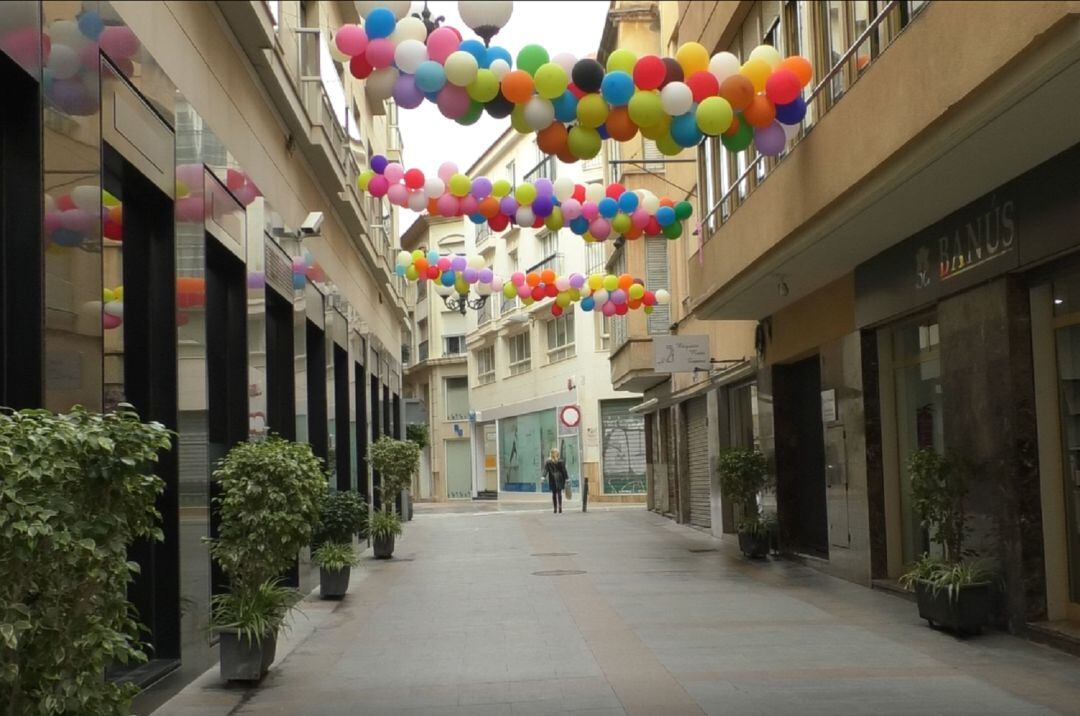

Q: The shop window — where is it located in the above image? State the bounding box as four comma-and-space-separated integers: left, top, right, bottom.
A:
508, 331, 531, 376
445, 376, 469, 421
476, 345, 495, 385
546, 312, 576, 363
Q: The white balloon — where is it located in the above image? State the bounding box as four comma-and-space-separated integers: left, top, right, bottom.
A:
554, 277, 571, 291
48, 20, 87, 51
553, 176, 575, 202
47, 44, 81, 80
523, 97, 554, 131
655, 289, 671, 305
552, 52, 577, 74
366, 67, 399, 101
642, 194, 660, 213
781, 122, 802, 142
44, 193, 55, 213
592, 288, 608, 304
476, 282, 492, 296
357, 0, 411, 20
660, 82, 693, 116
585, 183, 604, 204
407, 190, 428, 212
488, 58, 511, 81
71, 185, 100, 212
444, 51, 478, 87
515, 207, 535, 226
468, 254, 485, 269
424, 177, 445, 198
396, 249, 412, 267
391, 16, 428, 44
103, 300, 124, 318
328, 42, 351, 64
579, 285, 592, 298
748, 44, 782, 69
708, 52, 741, 84
394, 39, 428, 74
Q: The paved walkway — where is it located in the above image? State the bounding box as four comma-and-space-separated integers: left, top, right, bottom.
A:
155, 506, 1080, 715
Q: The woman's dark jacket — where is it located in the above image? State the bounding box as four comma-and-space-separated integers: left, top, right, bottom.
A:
543, 458, 568, 492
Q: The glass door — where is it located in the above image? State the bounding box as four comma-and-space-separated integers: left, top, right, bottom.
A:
1051, 273, 1080, 606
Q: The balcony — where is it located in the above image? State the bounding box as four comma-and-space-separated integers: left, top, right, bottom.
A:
688, 0, 1080, 321
418, 340, 429, 362
523, 155, 555, 183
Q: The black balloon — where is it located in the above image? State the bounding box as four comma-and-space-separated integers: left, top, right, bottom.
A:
485, 91, 514, 119
571, 58, 605, 93
661, 57, 683, 87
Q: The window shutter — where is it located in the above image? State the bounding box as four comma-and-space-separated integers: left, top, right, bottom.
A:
643, 140, 664, 172
645, 238, 670, 335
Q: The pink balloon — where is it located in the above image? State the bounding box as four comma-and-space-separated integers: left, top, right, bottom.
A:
103, 313, 123, 330
99, 26, 139, 60
436, 193, 459, 216
601, 301, 617, 316
334, 25, 368, 56
631, 208, 650, 229
517, 284, 532, 299
387, 183, 409, 206
511, 272, 526, 286
460, 195, 479, 214
365, 39, 395, 69
436, 85, 470, 119
368, 175, 389, 197
176, 163, 204, 191
407, 190, 428, 212
589, 218, 611, 240
384, 162, 405, 183
176, 196, 204, 222
582, 202, 599, 221
437, 257, 452, 271
426, 27, 460, 64
44, 211, 62, 233
60, 209, 92, 232
560, 199, 582, 220
438, 161, 459, 183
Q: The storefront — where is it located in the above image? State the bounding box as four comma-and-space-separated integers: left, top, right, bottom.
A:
496, 407, 581, 494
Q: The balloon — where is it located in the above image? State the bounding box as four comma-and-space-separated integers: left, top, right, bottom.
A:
514, 43, 547, 75
662, 221, 683, 239
671, 111, 703, 148
607, 48, 637, 74
552, 91, 579, 123
626, 90, 662, 128
357, 0, 410, 19
387, 184, 408, 205
754, 120, 787, 156
367, 66, 399, 100
740, 58, 772, 93
503, 283, 517, 298
656, 206, 676, 227
584, 184, 603, 204
99, 25, 139, 59
467, 68, 500, 102
633, 55, 666, 90
436, 194, 459, 216
561, 198, 582, 220
501, 70, 534, 104
488, 58, 511, 81
365, 8, 396, 39
721, 117, 754, 152
765, 68, 801, 105
335, 24, 368, 56
601, 71, 634, 106
534, 121, 565, 155
484, 91, 514, 118
413, 60, 446, 93
514, 207, 534, 226
368, 175, 389, 197
775, 96, 807, 125
576, 93, 609, 128
655, 289, 671, 305
446, 174, 469, 197
492, 179, 512, 197
779, 55, 813, 87
676, 42, 709, 76
708, 51, 740, 84
457, 100, 483, 125
658, 57, 684, 88
675, 201, 693, 221
424, 177, 445, 198
394, 39, 427, 74
696, 96, 733, 135
349, 54, 374, 79
534, 62, 569, 99
572, 59, 605, 93
408, 191, 428, 212
597, 197, 619, 218
589, 219, 611, 240
391, 16, 427, 44
553, 177, 575, 202
511, 183, 534, 205
393, 73, 425, 109
749, 44, 783, 69
544, 206, 564, 230
426, 27, 460, 64
581, 201, 599, 221
660, 82, 693, 116
445, 51, 478, 86
719, 74, 755, 111
743, 94, 776, 128
686, 71, 720, 103
357, 170, 375, 191
437, 84, 471, 118
523, 96, 555, 130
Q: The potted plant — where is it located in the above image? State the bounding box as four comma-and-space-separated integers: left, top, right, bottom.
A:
207, 436, 327, 681
369, 435, 420, 520
0, 405, 171, 714
898, 449, 997, 635
405, 422, 429, 450
313, 490, 369, 547
717, 447, 772, 558
369, 507, 403, 559
312, 542, 359, 598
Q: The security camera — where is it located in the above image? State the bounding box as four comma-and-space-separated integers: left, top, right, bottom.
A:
300, 211, 324, 237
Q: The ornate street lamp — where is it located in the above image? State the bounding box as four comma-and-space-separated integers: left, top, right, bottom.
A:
458, 0, 513, 46
412, 1, 445, 36
433, 281, 490, 315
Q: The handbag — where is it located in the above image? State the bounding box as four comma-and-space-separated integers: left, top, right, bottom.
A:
564, 481, 572, 500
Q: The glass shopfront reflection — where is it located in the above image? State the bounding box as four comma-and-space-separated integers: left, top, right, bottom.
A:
498, 409, 578, 493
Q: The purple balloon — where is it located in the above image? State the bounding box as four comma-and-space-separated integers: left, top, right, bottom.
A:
451, 255, 467, 271
569, 273, 585, 289
499, 196, 518, 216
371, 155, 388, 174
462, 267, 478, 283
610, 289, 627, 305
533, 178, 554, 196
247, 272, 265, 289
754, 121, 787, 157
479, 268, 494, 284
393, 74, 425, 109
532, 195, 554, 217
471, 177, 493, 198
561, 198, 582, 220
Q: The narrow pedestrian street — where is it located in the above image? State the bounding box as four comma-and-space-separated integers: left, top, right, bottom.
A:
156, 506, 1080, 716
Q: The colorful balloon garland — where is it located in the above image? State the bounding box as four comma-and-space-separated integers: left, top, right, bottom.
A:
44, 186, 122, 249
333, 7, 811, 161
360, 155, 693, 242
395, 249, 670, 318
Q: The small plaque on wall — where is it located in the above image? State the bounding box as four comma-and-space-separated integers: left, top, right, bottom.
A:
821, 389, 837, 423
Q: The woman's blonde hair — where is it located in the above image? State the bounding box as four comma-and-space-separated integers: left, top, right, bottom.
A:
549, 448, 559, 460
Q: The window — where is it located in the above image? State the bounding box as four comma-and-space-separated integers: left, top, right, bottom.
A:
505, 160, 516, 187
476, 222, 492, 246
586, 241, 605, 275
537, 231, 561, 274
546, 313, 575, 363
507, 332, 531, 376
596, 314, 611, 351
643, 139, 665, 172
645, 239, 670, 336
444, 335, 465, 355
444, 377, 469, 420
476, 346, 495, 385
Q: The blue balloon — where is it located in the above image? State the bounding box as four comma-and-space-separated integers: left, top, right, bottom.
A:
656, 206, 676, 227
487, 46, 513, 67
600, 71, 634, 106
424, 90, 440, 103
427, 250, 440, 264
618, 192, 639, 213
293, 271, 306, 290
570, 216, 589, 235
441, 271, 456, 286
415, 61, 447, 93
460, 40, 487, 67
671, 110, 703, 148
396, 265, 407, 277
553, 91, 578, 123
775, 96, 807, 125
469, 213, 487, 224
78, 11, 105, 40
597, 124, 610, 140
364, 8, 396, 39
598, 197, 619, 219
51, 229, 84, 248
581, 296, 595, 312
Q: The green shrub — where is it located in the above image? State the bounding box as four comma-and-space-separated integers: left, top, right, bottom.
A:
210, 579, 297, 648
313, 490, 368, 546
312, 542, 359, 571
405, 423, 429, 450
368, 509, 403, 541
717, 447, 769, 521
898, 554, 997, 601
369, 436, 420, 505
907, 448, 967, 562
0, 405, 171, 715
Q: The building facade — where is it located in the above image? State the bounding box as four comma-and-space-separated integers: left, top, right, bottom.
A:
0, 0, 408, 707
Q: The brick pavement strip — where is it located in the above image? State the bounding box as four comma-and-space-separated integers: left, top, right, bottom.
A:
153, 506, 1080, 716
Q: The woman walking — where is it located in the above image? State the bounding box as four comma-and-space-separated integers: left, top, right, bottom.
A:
543, 448, 568, 514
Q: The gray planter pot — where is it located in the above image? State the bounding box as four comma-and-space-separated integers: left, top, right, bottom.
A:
914, 580, 992, 635
373, 534, 395, 559
319, 566, 351, 599
738, 530, 770, 559
219, 629, 277, 682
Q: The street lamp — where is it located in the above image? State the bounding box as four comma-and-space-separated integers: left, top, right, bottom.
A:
458, 0, 513, 46
412, 1, 445, 36
433, 281, 490, 315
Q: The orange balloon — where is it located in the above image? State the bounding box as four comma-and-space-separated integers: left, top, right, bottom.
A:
625, 226, 642, 240
618, 273, 633, 290
719, 74, 754, 112
427, 198, 440, 214
479, 195, 500, 219
659, 197, 674, 208
743, 94, 776, 128
723, 115, 741, 137
779, 55, 813, 87
501, 70, 535, 104
541, 269, 556, 284
526, 272, 541, 287
537, 121, 569, 155
108, 205, 122, 224
414, 258, 429, 272
605, 107, 638, 142
556, 146, 577, 164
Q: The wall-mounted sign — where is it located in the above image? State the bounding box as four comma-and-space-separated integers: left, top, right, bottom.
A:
820, 389, 837, 423
559, 405, 581, 428
653, 335, 711, 373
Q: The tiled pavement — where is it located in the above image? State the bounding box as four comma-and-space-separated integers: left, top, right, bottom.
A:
153, 506, 1080, 715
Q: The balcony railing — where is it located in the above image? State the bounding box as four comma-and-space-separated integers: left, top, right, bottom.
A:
418, 340, 429, 362
295, 27, 356, 186
501, 296, 519, 315
528, 253, 563, 276
478, 297, 494, 325
523, 155, 555, 183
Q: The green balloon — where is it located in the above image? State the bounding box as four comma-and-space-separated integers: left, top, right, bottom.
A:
612, 213, 632, 234
721, 116, 754, 152
675, 201, 693, 221
663, 221, 683, 240
695, 96, 733, 136
516, 44, 550, 76
544, 206, 564, 231
534, 63, 568, 99
568, 126, 602, 160
576, 93, 609, 128
628, 90, 663, 129
467, 69, 500, 103
656, 133, 682, 156
456, 100, 484, 125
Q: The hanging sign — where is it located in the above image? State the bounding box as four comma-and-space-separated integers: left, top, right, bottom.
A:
560, 405, 581, 428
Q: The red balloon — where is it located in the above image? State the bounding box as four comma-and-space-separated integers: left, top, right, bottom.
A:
567, 82, 586, 99
643, 291, 656, 306
645, 217, 661, 235
572, 184, 586, 202
615, 303, 629, 315
551, 304, 564, 316
531, 286, 545, 301
426, 266, 440, 279
545, 283, 559, 298
686, 70, 720, 102
489, 214, 509, 231
404, 168, 425, 189
765, 68, 802, 105
633, 55, 666, 90
532, 216, 545, 228
350, 54, 373, 79
605, 183, 625, 199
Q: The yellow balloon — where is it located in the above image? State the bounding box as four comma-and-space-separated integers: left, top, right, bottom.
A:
515, 183, 537, 204
587, 274, 603, 290
176, 179, 189, 199
492, 179, 512, 197
102, 189, 120, 208
113, 286, 123, 300
676, 42, 709, 76
740, 58, 772, 93
639, 115, 671, 141
748, 44, 782, 69
358, 170, 375, 191
405, 265, 419, 280
603, 274, 619, 291
576, 93, 609, 129
103, 288, 115, 303
511, 105, 532, 134
606, 48, 637, 74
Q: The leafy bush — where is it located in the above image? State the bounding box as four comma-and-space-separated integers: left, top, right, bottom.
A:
369, 436, 420, 504
405, 423, 429, 450
717, 447, 769, 521
908, 448, 967, 561
368, 509, 403, 541
312, 542, 359, 571
313, 490, 368, 547
898, 554, 997, 601
737, 512, 777, 540
210, 579, 298, 647
207, 436, 327, 642
0, 406, 171, 715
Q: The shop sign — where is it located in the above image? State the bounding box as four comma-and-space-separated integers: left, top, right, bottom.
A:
820, 389, 837, 423
653, 335, 711, 373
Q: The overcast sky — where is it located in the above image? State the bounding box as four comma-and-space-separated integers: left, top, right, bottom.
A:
398, 0, 610, 226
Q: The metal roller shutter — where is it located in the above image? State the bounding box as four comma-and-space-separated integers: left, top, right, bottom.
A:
687, 397, 710, 529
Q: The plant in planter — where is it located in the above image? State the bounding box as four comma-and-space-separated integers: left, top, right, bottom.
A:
405, 422, 429, 450
717, 447, 772, 559
368, 508, 403, 559
207, 436, 327, 681
369, 435, 420, 518
0, 405, 171, 715
313, 490, 369, 547
899, 448, 998, 635
312, 542, 359, 599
